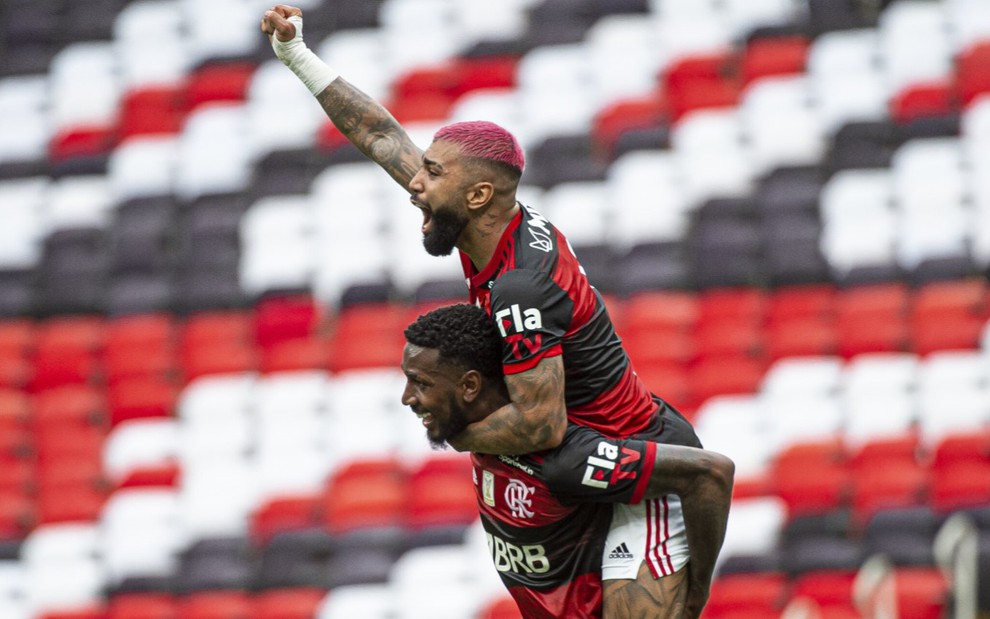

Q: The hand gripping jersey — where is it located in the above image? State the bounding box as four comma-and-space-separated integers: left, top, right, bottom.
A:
475, 425, 659, 619
460, 203, 657, 439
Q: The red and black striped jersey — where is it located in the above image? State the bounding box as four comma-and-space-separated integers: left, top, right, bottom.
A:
472, 450, 609, 619
461, 202, 656, 439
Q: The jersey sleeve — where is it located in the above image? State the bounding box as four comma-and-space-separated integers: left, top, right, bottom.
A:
489, 268, 573, 374
538, 424, 657, 506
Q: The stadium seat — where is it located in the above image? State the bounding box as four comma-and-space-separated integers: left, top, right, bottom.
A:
176, 591, 252, 619
252, 588, 326, 619
315, 584, 393, 619
476, 595, 523, 619
107, 593, 178, 619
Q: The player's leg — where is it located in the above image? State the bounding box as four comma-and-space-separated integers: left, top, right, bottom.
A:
602, 561, 687, 619
601, 499, 692, 619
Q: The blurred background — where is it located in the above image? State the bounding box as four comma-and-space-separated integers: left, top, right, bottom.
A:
1, 0, 990, 617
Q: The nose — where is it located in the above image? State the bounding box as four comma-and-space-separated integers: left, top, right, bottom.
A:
401, 381, 416, 407
408, 168, 424, 194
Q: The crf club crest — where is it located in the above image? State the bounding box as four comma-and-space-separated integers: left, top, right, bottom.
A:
505, 478, 535, 519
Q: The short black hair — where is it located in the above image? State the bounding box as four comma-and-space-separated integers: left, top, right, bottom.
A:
404, 304, 504, 381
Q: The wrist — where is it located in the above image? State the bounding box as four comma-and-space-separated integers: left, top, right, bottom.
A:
271, 15, 339, 96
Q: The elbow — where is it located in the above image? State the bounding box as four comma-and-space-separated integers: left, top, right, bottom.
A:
709, 452, 735, 498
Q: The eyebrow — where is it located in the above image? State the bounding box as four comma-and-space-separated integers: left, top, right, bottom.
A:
422, 155, 443, 170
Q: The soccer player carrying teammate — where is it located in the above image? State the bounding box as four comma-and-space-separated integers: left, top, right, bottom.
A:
402, 304, 733, 618
261, 6, 722, 616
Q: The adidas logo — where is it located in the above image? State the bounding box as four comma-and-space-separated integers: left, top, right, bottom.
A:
608, 542, 634, 560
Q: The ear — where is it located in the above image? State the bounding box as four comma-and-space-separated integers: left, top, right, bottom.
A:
465, 181, 494, 212
459, 369, 483, 403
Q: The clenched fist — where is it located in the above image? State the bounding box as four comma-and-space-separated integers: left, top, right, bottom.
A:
260, 4, 302, 42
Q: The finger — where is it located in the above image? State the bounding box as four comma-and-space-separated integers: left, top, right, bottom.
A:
263, 9, 296, 42
272, 4, 303, 18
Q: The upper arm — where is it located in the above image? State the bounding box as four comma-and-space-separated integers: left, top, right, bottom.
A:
503, 354, 567, 448
646, 445, 735, 499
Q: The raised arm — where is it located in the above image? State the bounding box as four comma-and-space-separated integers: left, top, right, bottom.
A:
446, 355, 568, 455
261, 5, 423, 188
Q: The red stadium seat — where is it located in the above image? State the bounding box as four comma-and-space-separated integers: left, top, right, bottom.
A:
182, 311, 254, 349
592, 92, 669, 154
392, 64, 460, 100
252, 588, 326, 619
623, 327, 697, 366
767, 285, 836, 325
909, 278, 989, 354
49, 125, 116, 161
260, 337, 331, 374
0, 319, 35, 388
108, 593, 179, 619
694, 320, 767, 360
117, 462, 180, 490
741, 36, 809, 85
620, 290, 700, 332
327, 303, 409, 373
890, 81, 957, 123
705, 572, 788, 618
956, 40, 990, 104
697, 288, 768, 327
0, 459, 34, 497
0, 489, 35, 540
322, 457, 409, 534
38, 607, 108, 619
632, 360, 696, 417
104, 314, 177, 383
835, 283, 910, 324
848, 434, 921, 470
851, 460, 930, 525
406, 454, 477, 530
253, 295, 322, 349
107, 377, 179, 426
930, 461, 990, 513
118, 86, 187, 138
771, 441, 851, 517
662, 52, 742, 121
181, 340, 259, 381
789, 570, 858, 609
177, 591, 252, 619
451, 56, 518, 97
477, 596, 523, 619
931, 430, 990, 470
185, 62, 257, 109
36, 483, 108, 525
689, 355, 766, 404
766, 318, 838, 361
892, 568, 950, 619
33, 384, 108, 432
31, 316, 106, 390
250, 494, 322, 544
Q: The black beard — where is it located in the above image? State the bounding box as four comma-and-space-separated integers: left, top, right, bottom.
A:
423, 207, 468, 257
429, 394, 471, 450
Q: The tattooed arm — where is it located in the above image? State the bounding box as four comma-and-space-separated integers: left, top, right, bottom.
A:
261, 5, 422, 189
446, 355, 567, 455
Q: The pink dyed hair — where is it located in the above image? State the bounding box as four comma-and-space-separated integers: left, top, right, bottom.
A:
433, 121, 525, 173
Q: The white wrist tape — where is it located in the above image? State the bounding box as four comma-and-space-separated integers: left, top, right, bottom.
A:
271, 15, 338, 96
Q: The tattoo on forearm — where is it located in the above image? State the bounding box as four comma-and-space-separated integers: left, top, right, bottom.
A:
504, 357, 565, 447
316, 79, 421, 187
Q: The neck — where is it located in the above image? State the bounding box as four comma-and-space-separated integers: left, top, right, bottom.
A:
458, 195, 519, 271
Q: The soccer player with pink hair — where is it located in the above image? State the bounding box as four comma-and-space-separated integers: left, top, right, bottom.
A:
262, 6, 732, 618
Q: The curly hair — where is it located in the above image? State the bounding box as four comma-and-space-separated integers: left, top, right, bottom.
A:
404, 303, 504, 381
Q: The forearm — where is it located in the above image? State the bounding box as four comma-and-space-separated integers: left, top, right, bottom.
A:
447, 401, 562, 455
268, 10, 421, 188
314, 79, 422, 188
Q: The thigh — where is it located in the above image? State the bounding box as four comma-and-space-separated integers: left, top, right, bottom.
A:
602, 561, 688, 619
